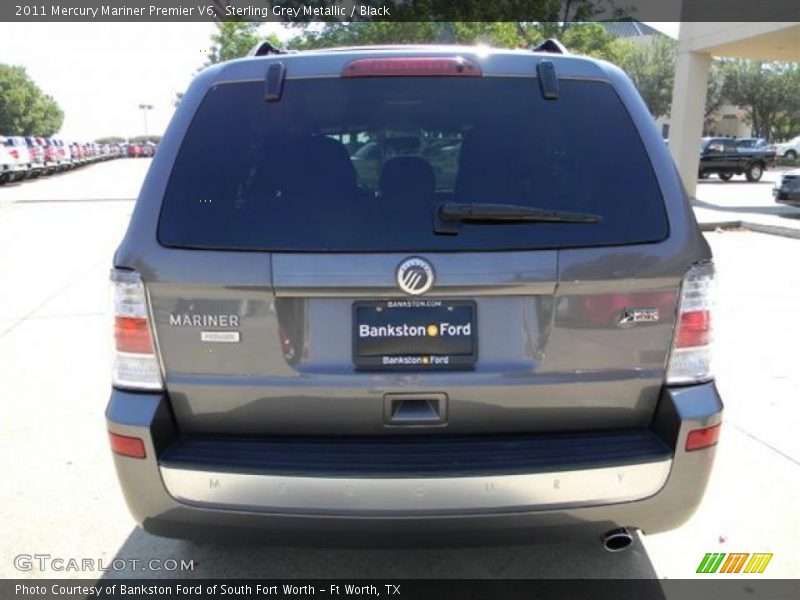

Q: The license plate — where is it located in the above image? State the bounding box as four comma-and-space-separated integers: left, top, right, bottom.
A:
353, 299, 477, 370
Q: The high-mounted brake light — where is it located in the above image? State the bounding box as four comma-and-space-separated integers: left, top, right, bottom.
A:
342, 57, 481, 78
667, 262, 714, 384
110, 269, 163, 391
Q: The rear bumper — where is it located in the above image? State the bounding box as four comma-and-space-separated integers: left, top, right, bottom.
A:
106, 382, 723, 544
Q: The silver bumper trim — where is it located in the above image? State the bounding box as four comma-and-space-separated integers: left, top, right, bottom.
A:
160, 459, 672, 515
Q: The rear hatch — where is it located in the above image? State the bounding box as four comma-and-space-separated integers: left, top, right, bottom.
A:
148, 57, 678, 436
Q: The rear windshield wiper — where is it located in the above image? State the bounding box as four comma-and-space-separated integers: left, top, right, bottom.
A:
435, 202, 601, 234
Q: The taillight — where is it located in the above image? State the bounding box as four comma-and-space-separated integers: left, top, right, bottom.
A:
9, 149, 18, 159
675, 310, 711, 348
114, 316, 155, 354
342, 57, 482, 78
666, 262, 714, 384
110, 269, 163, 390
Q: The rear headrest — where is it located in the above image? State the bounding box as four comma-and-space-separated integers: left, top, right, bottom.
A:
283, 136, 357, 197
379, 157, 436, 198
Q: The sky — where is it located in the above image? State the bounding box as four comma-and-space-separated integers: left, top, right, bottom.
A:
0, 22, 679, 141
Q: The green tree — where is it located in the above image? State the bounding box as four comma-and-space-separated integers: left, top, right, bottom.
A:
206, 22, 263, 65
96, 136, 126, 144
703, 60, 727, 132
206, 23, 283, 66
286, 21, 621, 58
722, 60, 800, 141
129, 135, 162, 144
771, 66, 800, 141
612, 43, 735, 128
286, 22, 439, 50
556, 22, 622, 60
175, 25, 281, 105
616, 37, 677, 119
0, 64, 64, 136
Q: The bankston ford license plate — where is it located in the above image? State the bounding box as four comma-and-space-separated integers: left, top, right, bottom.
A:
353, 299, 477, 370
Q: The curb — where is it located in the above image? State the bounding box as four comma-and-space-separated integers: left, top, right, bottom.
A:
699, 220, 800, 239
699, 221, 742, 231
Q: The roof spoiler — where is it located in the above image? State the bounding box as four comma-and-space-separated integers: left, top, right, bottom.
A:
532, 39, 569, 55
248, 41, 289, 57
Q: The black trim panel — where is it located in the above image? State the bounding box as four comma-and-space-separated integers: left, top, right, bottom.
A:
160, 430, 671, 478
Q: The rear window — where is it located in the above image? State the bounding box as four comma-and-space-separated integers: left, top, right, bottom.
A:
159, 76, 668, 252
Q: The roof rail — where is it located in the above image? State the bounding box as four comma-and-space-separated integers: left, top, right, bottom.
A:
248, 41, 288, 57
532, 39, 569, 55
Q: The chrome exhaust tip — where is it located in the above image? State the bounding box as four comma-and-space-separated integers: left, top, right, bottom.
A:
602, 527, 634, 552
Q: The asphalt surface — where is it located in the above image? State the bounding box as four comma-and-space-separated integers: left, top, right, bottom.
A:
0, 160, 798, 581
693, 167, 800, 236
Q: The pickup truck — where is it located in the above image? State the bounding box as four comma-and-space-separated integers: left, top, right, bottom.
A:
0, 135, 30, 183
698, 137, 772, 182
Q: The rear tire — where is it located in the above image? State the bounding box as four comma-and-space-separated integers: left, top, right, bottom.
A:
718, 173, 733, 181
699, 171, 710, 179
785, 150, 797, 160
745, 163, 764, 182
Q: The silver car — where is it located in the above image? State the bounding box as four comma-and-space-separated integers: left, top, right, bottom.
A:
107, 45, 721, 550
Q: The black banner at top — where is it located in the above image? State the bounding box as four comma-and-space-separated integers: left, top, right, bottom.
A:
3, 0, 800, 22
3, 579, 800, 600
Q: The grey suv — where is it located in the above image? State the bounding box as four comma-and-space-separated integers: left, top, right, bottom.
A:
107, 45, 722, 550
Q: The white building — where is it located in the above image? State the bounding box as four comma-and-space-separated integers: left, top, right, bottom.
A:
668, 22, 800, 196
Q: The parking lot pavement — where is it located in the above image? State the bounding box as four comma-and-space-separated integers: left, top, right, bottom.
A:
0, 158, 151, 204
643, 230, 800, 579
0, 160, 798, 582
693, 168, 800, 236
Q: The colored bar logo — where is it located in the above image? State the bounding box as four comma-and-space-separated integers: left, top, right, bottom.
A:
697, 553, 773, 574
